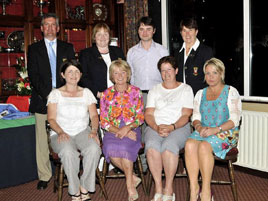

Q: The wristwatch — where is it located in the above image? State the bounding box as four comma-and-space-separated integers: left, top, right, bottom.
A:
218, 126, 223, 133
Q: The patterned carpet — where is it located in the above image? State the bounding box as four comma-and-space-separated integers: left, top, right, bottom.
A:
0, 164, 268, 201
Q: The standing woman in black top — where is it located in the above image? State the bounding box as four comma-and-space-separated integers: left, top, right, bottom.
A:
174, 17, 213, 95
79, 23, 125, 107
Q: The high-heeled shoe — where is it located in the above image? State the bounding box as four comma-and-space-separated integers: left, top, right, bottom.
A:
81, 191, 91, 201
128, 190, 139, 201
199, 191, 214, 201
162, 193, 175, 201
197, 188, 201, 201
134, 177, 141, 188
151, 193, 163, 201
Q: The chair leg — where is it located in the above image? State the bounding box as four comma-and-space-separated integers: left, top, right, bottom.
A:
186, 177, 190, 201
147, 170, 153, 195
102, 158, 108, 183
54, 163, 60, 193
58, 163, 64, 201
96, 168, 108, 200
228, 160, 238, 201
137, 155, 148, 195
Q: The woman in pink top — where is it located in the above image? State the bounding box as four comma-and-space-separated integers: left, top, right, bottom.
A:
100, 59, 144, 201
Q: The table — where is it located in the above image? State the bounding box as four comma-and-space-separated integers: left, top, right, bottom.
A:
0, 116, 38, 188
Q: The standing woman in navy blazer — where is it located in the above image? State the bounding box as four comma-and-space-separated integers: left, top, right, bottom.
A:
79, 23, 125, 107
174, 17, 213, 95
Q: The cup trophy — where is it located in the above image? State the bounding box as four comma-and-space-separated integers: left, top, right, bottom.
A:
33, 0, 50, 17
0, 0, 12, 15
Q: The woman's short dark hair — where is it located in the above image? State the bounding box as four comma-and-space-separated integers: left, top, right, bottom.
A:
138, 16, 155, 29
60, 59, 82, 74
60, 59, 82, 85
157, 56, 177, 72
180, 17, 198, 31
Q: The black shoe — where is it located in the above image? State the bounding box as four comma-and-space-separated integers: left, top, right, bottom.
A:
37, 180, 48, 190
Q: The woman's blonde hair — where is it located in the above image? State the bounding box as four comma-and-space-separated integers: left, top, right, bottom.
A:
203, 57, 225, 83
92, 22, 110, 43
109, 59, 132, 83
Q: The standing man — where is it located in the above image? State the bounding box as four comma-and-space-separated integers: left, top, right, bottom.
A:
174, 17, 213, 95
127, 16, 169, 172
27, 13, 75, 190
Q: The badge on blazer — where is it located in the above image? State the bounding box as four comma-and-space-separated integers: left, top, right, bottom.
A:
193, 67, 198, 76
62, 58, 67, 62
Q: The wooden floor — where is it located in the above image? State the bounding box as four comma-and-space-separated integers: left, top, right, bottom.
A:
0, 164, 268, 201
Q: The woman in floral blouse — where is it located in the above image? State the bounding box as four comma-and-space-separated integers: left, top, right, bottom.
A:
185, 58, 242, 201
100, 59, 144, 201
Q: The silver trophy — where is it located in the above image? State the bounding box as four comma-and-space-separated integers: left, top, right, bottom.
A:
0, 0, 12, 15
33, 0, 50, 17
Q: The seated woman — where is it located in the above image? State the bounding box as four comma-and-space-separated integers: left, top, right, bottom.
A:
47, 59, 101, 201
144, 56, 194, 201
185, 58, 242, 201
100, 59, 144, 201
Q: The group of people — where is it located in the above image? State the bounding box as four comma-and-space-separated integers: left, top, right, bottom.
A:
27, 13, 242, 201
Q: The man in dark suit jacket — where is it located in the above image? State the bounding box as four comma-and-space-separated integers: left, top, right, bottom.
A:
79, 23, 125, 108
27, 13, 75, 190
174, 17, 213, 95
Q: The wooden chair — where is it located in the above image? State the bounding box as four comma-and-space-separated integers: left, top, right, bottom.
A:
211, 147, 239, 201
101, 143, 148, 196
45, 121, 108, 201
146, 148, 189, 197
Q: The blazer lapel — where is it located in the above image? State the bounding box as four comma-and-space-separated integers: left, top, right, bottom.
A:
38, 40, 51, 75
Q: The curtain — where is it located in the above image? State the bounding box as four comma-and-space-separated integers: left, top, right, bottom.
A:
123, 0, 148, 53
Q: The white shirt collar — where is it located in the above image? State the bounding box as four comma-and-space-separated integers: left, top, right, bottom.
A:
44, 38, 57, 45
138, 40, 156, 49
179, 38, 200, 52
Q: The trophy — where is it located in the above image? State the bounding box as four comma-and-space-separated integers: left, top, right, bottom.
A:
33, 0, 50, 17
0, 0, 12, 15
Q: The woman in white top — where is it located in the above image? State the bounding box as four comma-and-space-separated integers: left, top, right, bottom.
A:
144, 56, 194, 201
185, 58, 242, 201
47, 59, 101, 201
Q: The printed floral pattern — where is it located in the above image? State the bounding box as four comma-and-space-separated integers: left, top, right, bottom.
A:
100, 85, 144, 130
190, 85, 240, 159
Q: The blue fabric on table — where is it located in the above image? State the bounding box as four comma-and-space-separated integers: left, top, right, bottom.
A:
0, 104, 30, 120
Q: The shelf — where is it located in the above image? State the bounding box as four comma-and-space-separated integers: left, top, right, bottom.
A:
0, 16, 25, 27
0, 0, 122, 98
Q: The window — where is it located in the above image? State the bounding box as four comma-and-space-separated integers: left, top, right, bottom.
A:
162, 0, 268, 102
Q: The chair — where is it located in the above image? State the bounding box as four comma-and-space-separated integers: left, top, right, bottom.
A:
146, 148, 188, 197
101, 143, 148, 195
45, 121, 108, 201
211, 147, 239, 201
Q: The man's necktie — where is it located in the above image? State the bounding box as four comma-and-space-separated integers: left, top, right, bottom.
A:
48, 41, 56, 88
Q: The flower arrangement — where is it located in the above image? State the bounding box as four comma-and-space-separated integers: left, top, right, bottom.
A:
14, 57, 32, 96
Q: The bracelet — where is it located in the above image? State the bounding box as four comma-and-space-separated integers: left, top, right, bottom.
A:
92, 128, 98, 131
172, 123, 176, 130
195, 123, 201, 130
218, 126, 223, 133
